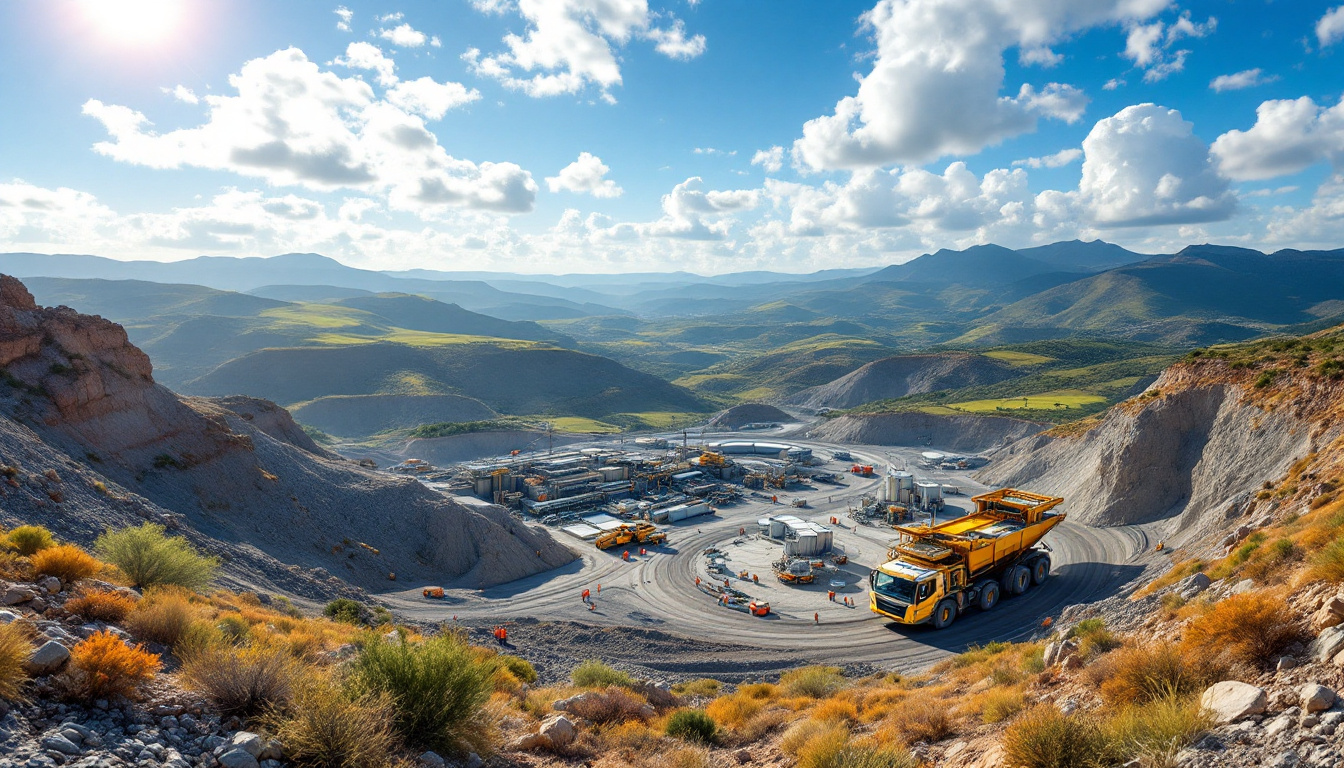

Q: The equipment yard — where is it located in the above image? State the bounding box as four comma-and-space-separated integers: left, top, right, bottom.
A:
381, 430, 1153, 678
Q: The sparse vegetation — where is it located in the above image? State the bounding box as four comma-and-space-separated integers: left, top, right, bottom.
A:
1181, 591, 1304, 668
5, 525, 54, 556
1001, 705, 1113, 768
572, 659, 635, 689
125, 588, 197, 647
95, 523, 219, 590
65, 630, 161, 701
665, 709, 718, 744
780, 665, 846, 698
181, 644, 293, 717
323, 598, 368, 626
31, 544, 101, 582
0, 622, 32, 702
65, 589, 137, 623
264, 674, 399, 768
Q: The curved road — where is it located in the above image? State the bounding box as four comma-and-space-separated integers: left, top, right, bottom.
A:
382, 439, 1153, 670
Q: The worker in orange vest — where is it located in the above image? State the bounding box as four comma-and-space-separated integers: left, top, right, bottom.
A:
827, 590, 835, 601
814, 612, 819, 624
582, 588, 591, 603
596, 584, 601, 595
640, 547, 646, 556
695, 577, 701, 586
622, 550, 630, 561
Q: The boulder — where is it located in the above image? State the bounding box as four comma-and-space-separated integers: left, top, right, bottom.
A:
539, 714, 576, 747
1312, 626, 1344, 662
1277, 657, 1298, 672
39, 577, 60, 595
2, 586, 35, 605
732, 748, 753, 764
230, 732, 264, 757
217, 749, 260, 768
40, 734, 82, 755
258, 740, 283, 761
504, 733, 552, 752
1300, 684, 1335, 713
0, 609, 18, 624
1200, 681, 1267, 723
24, 640, 70, 675
418, 751, 445, 767
1179, 573, 1212, 599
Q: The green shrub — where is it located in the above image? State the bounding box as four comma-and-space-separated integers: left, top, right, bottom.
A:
6, 525, 54, 556
672, 678, 722, 697
827, 744, 917, 768
1102, 695, 1212, 764
665, 709, 717, 744
780, 666, 846, 698
498, 654, 537, 684
323, 599, 368, 625
1309, 538, 1344, 582
216, 614, 252, 645
1002, 705, 1115, 768
571, 659, 634, 689
348, 632, 497, 756
264, 674, 398, 768
95, 523, 218, 589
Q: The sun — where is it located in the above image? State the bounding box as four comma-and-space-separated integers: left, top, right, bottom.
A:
80, 0, 183, 45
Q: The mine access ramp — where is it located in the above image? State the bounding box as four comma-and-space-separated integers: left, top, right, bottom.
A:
869, 488, 1065, 630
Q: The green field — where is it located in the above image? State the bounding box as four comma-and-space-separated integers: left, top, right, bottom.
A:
982, 350, 1056, 366
947, 390, 1108, 413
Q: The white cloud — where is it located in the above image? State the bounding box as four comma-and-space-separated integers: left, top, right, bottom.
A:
1210, 68, 1277, 93
1266, 173, 1344, 248
751, 146, 784, 173
81, 47, 537, 215
545, 152, 623, 197
377, 13, 403, 23
334, 6, 352, 32
462, 0, 705, 101
1211, 96, 1344, 181
1122, 12, 1215, 82
792, 0, 1169, 171
1012, 148, 1082, 168
162, 85, 199, 104
1318, 6, 1344, 47
380, 23, 429, 48
334, 41, 398, 87
693, 147, 735, 156
0, 180, 117, 246
386, 77, 480, 120
1078, 103, 1234, 227
1103, 78, 1125, 90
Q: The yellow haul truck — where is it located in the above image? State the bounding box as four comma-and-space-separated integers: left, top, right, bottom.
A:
868, 488, 1065, 629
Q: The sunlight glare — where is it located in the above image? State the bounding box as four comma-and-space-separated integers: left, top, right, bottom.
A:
81, 0, 183, 45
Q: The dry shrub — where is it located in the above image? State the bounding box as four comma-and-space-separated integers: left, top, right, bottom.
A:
793, 721, 850, 768
736, 708, 790, 742
65, 630, 160, 701
857, 688, 910, 723
65, 590, 137, 623
781, 666, 846, 698
31, 544, 100, 582
1308, 538, 1344, 582
781, 718, 833, 756
125, 588, 197, 647
706, 691, 766, 729
564, 686, 651, 725
885, 697, 954, 745
656, 745, 714, 768
181, 644, 293, 717
1091, 643, 1227, 706
264, 673, 399, 768
6, 525, 54, 556
672, 678, 721, 698
979, 686, 1026, 724
1001, 705, 1113, 768
0, 622, 32, 701
600, 719, 661, 752
1181, 592, 1305, 668
0, 551, 33, 581
810, 696, 859, 724
522, 685, 581, 718
1103, 695, 1212, 765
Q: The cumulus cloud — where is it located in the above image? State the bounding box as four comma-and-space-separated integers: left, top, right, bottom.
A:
82, 47, 536, 215
792, 0, 1169, 171
462, 0, 706, 102
1318, 6, 1344, 47
1122, 12, 1215, 82
0, 180, 116, 245
334, 41, 398, 86
1078, 104, 1234, 227
751, 146, 784, 173
1012, 148, 1082, 168
334, 6, 352, 31
1210, 68, 1277, 93
693, 147, 735, 156
545, 152, 623, 197
386, 77, 481, 120
162, 85, 199, 104
1211, 96, 1344, 181
380, 22, 429, 48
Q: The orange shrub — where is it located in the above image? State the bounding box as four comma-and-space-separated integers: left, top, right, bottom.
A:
31, 545, 100, 582
564, 687, 651, 725
1181, 592, 1305, 668
706, 693, 766, 729
1091, 642, 1228, 706
809, 696, 859, 724
125, 589, 196, 647
66, 630, 160, 700
65, 590, 137, 623
884, 698, 954, 745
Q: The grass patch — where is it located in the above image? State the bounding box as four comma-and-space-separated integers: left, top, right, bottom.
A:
572, 659, 635, 689
983, 350, 1056, 366
665, 709, 717, 744
0, 622, 31, 701
95, 523, 219, 590
780, 666, 846, 698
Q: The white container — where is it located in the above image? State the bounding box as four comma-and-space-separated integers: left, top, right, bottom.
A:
666, 501, 711, 522
916, 481, 943, 501
768, 518, 788, 538
893, 471, 915, 490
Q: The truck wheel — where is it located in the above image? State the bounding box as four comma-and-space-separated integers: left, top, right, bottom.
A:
1031, 557, 1051, 585
1007, 565, 1032, 595
932, 599, 958, 629
977, 581, 1000, 611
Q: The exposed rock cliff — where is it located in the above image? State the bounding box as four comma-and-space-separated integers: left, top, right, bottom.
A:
0, 275, 575, 597
810, 411, 1045, 453
785, 353, 1018, 411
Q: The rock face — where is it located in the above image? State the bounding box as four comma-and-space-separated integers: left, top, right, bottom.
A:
785, 353, 1019, 411
0, 275, 576, 596
1201, 681, 1268, 723
708, 403, 793, 430
976, 363, 1329, 537
811, 411, 1045, 454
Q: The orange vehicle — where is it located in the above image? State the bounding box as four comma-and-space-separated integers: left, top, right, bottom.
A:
422, 586, 445, 599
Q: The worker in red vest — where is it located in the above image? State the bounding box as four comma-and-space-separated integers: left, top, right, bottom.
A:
582, 588, 591, 603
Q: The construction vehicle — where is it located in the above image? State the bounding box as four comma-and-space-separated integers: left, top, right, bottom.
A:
422, 586, 445, 599
868, 488, 1065, 629
595, 525, 636, 550
774, 558, 815, 584
631, 522, 667, 545
791, 497, 807, 508
698, 451, 727, 468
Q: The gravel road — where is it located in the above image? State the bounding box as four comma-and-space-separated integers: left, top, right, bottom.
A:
379, 437, 1155, 679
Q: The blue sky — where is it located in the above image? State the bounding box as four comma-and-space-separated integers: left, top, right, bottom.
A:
1, 1, 1343, 274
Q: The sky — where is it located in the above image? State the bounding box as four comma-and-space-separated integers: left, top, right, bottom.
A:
1, 0, 1343, 275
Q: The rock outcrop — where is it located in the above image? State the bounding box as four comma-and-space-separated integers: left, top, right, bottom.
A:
810, 411, 1045, 454
708, 403, 793, 430
0, 275, 576, 597
785, 353, 1019, 411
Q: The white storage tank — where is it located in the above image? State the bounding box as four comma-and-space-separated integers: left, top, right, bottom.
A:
666, 501, 711, 522
893, 471, 915, 490
882, 474, 898, 502
916, 481, 943, 502
789, 530, 820, 557
757, 518, 773, 534
768, 518, 788, 538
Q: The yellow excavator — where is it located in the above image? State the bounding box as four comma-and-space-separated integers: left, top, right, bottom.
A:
595, 526, 636, 550
869, 488, 1065, 629
631, 522, 667, 545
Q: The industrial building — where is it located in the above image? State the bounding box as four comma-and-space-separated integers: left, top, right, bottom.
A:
758, 514, 835, 556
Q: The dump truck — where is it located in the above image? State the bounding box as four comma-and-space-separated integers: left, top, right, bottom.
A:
595, 525, 636, 550
631, 522, 667, 545
868, 488, 1065, 629
774, 558, 815, 585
